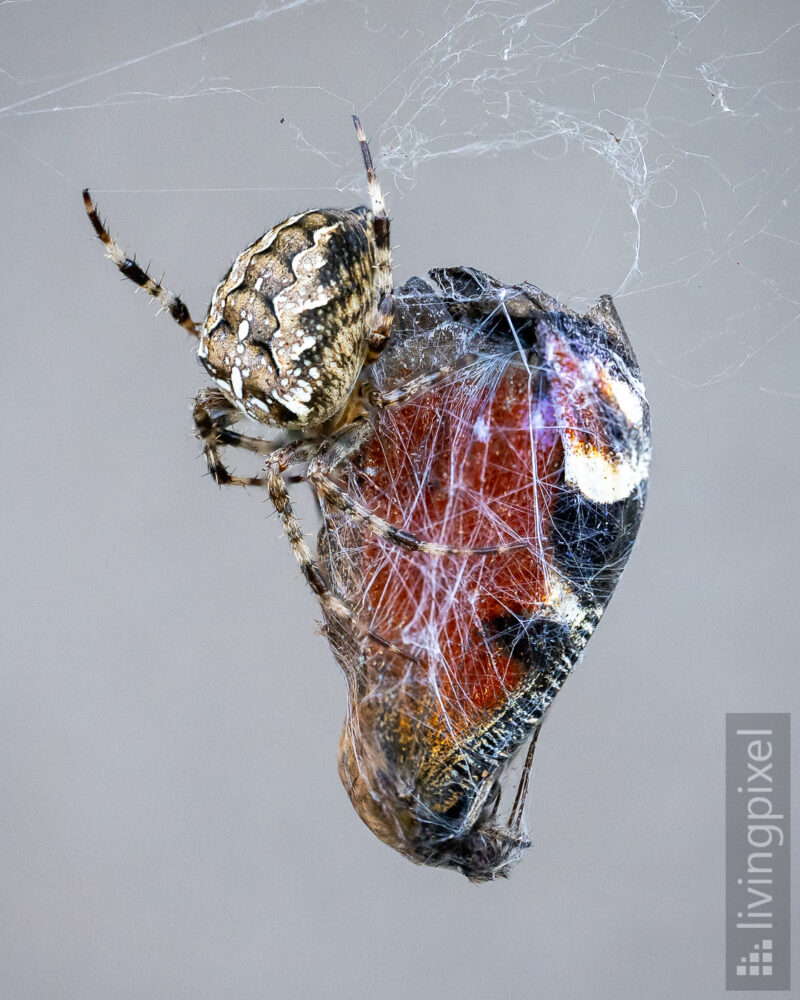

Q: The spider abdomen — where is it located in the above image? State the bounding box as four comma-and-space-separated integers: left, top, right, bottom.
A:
199, 208, 378, 427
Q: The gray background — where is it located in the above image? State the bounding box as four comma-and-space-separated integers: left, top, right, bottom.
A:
2, 1, 798, 998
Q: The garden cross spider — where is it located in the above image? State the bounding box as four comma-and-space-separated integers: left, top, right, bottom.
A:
84, 118, 521, 651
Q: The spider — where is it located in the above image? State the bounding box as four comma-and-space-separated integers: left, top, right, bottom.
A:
84, 117, 517, 650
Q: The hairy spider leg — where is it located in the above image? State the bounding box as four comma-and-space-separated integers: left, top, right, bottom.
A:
192, 388, 305, 489
82, 190, 199, 337
352, 116, 394, 359
265, 438, 417, 662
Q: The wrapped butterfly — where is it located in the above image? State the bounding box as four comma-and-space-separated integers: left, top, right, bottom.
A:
84, 118, 651, 881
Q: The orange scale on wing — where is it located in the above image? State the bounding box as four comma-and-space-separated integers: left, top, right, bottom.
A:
354, 360, 564, 732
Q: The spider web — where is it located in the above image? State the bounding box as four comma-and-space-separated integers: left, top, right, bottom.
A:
2, 0, 797, 390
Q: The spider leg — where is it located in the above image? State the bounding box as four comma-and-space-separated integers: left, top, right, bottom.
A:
352, 117, 394, 359
367, 359, 478, 410
193, 388, 316, 489
192, 390, 413, 657
265, 441, 417, 662
83, 189, 199, 338
308, 416, 527, 558
366, 294, 395, 361
353, 116, 388, 227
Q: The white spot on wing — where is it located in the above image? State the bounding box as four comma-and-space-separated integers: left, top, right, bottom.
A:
564, 445, 647, 503
546, 576, 599, 633
609, 378, 644, 426
230, 366, 244, 399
